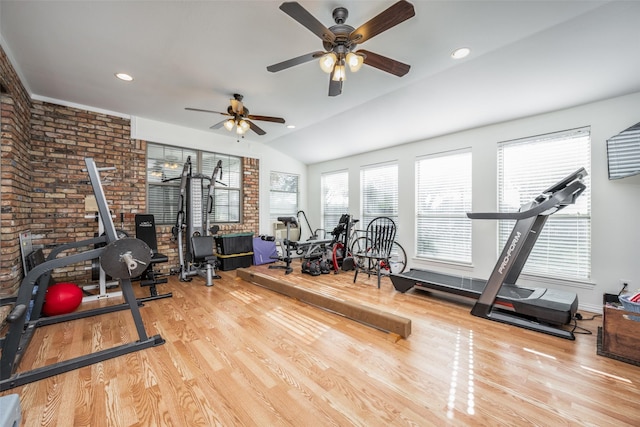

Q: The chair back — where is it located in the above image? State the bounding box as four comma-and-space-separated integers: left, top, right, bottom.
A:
191, 236, 215, 261
366, 217, 397, 258
135, 214, 160, 253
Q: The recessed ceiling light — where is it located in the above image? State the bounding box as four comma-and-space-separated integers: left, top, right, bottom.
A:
287, 125, 296, 129
451, 47, 471, 59
115, 72, 133, 82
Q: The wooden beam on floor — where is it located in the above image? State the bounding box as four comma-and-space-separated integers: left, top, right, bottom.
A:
236, 268, 412, 338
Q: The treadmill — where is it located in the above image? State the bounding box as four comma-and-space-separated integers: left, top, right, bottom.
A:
391, 168, 588, 340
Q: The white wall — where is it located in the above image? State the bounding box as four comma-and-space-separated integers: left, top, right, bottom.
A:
131, 117, 308, 237
307, 91, 640, 312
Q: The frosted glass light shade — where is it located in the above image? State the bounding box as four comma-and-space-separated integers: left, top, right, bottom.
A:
332, 64, 346, 81
319, 53, 337, 73
346, 52, 363, 72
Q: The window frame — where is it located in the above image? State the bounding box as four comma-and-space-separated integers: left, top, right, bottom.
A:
269, 171, 299, 222
360, 162, 398, 229
146, 142, 243, 225
415, 149, 472, 264
321, 170, 349, 234
497, 127, 591, 281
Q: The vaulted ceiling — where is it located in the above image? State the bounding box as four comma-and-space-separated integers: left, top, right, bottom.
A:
2, 1, 639, 164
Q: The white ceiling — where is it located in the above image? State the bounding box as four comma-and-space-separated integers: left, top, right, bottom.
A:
2, 1, 639, 164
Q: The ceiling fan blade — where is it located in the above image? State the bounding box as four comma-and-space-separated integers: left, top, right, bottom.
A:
267, 51, 324, 73
246, 120, 266, 136
349, 0, 415, 45
280, 2, 336, 44
328, 73, 342, 97
358, 50, 410, 77
210, 120, 227, 130
185, 107, 228, 115
247, 114, 285, 124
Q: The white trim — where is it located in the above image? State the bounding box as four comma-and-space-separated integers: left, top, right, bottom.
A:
31, 94, 130, 120
415, 146, 472, 162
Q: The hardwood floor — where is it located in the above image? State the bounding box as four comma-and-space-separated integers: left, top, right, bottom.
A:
2, 263, 639, 426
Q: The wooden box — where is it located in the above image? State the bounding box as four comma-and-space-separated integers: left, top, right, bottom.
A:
601, 294, 640, 364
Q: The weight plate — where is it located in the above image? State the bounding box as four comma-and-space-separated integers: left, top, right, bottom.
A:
100, 238, 152, 279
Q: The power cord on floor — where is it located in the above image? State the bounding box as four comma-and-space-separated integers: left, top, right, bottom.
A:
570, 311, 602, 335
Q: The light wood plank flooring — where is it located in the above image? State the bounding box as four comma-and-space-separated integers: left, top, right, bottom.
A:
2, 263, 639, 426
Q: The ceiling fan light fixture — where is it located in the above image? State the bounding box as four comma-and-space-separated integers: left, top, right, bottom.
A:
319, 52, 337, 73
332, 63, 346, 82
346, 52, 364, 72
223, 119, 235, 131
236, 125, 246, 135
239, 119, 250, 131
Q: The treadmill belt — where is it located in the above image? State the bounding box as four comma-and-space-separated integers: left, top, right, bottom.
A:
397, 269, 534, 300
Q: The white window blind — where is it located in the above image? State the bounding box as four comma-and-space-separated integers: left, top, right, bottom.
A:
360, 163, 398, 228
321, 170, 349, 233
203, 153, 241, 223
416, 150, 472, 263
270, 172, 299, 221
147, 144, 196, 224
147, 143, 242, 224
498, 127, 591, 280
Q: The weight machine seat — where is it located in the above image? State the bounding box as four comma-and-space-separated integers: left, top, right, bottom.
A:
191, 236, 216, 263
277, 216, 298, 227
135, 214, 171, 302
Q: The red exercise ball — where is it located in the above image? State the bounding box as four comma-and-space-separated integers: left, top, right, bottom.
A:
42, 282, 83, 316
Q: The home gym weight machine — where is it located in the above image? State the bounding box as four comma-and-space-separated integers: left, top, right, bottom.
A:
1, 158, 165, 391
170, 156, 224, 286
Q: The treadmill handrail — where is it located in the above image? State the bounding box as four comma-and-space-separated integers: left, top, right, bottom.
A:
467, 180, 585, 220
537, 167, 587, 200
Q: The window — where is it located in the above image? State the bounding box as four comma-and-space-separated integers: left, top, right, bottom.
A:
270, 172, 299, 221
147, 143, 242, 224
321, 170, 349, 233
360, 163, 398, 228
416, 150, 472, 263
498, 127, 591, 280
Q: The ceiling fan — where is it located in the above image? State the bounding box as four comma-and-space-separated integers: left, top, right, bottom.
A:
185, 94, 285, 136
267, 1, 415, 96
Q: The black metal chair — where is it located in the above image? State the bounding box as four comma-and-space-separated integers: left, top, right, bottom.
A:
135, 214, 172, 302
352, 216, 397, 289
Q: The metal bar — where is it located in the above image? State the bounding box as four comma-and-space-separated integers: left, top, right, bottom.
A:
1, 336, 164, 391
84, 158, 118, 243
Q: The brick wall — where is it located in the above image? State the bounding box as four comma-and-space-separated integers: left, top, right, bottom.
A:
28, 101, 147, 283
0, 43, 260, 296
1, 44, 33, 295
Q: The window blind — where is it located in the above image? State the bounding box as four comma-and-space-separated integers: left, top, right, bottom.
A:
321, 170, 349, 233
415, 150, 472, 263
147, 143, 241, 224
497, 127, 591, 280
360, 163, 398, 228
270, 172, 299, 221
146, 145, 196, 224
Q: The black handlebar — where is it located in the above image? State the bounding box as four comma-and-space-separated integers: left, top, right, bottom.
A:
467, 168, 587, 220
